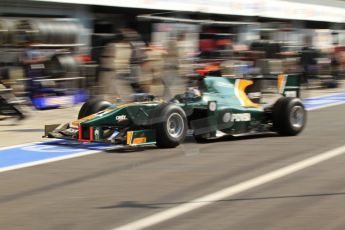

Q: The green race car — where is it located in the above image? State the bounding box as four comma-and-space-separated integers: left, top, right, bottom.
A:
44, 74, 306, 148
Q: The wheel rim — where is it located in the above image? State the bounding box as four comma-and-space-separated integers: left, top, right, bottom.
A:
289, 105, 305, 129
167, 112, 184, 139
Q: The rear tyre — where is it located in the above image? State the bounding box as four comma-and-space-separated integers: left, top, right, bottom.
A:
78, 98, 111, 119
272, 97, 306, 136
151, 104, 187, 148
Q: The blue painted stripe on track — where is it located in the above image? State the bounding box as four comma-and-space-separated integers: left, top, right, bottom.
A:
0, 140, 112, 168
303, 92, 345, 109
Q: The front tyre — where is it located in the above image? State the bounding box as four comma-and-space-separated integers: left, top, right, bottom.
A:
272, 97, 306, 136
78, 98, 111, 119
152, 104, 187, 148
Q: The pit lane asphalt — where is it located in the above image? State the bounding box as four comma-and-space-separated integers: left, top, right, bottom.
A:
0, 103, 344, 229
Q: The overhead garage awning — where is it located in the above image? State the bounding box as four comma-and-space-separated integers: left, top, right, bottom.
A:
32, 0, 345, 23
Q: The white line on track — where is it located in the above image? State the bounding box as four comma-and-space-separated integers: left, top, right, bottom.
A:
113, 144, 345, 230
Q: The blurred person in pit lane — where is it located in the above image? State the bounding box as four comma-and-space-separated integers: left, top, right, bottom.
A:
299, 36, 318, 86
123, 28, 147, 94
20, 40, 49, 99
161, 33, 191, 100
140, 42, 165, 96
0, 69, 26, 120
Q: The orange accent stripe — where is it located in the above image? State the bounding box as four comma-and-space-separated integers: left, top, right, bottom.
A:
133, 137, 146, 145
237, 79, 260, 108
277, 74, 286, 94
78, 126, 82, 140
205, 64, 220, 71
89, 127, 94, 141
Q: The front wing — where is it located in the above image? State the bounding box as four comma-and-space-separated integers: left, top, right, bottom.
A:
44, 124, 156, 147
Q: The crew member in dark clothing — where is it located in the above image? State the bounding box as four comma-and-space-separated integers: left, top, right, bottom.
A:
250, 32, 282, 59
0, 75, 26, 120
299, 36, 318, 84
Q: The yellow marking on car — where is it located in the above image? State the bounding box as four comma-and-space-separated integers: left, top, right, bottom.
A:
126, 131, 134, 145
235, 79, 260, 108
71, 114, 97, 127
277, 74, 286, 94
116, 103, 131, 109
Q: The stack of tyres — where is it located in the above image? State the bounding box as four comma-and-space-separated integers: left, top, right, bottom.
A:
12, 18, 81, 45
31, 19, 80, 44
9, 18, 88, 109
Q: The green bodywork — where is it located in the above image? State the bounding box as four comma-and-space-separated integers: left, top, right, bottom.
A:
175, 76, 264, 137
46, 74, 300, 145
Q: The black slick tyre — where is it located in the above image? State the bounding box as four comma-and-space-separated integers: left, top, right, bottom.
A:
272, 97, 306, 136
151, 103, 187, 148
78, 98, 111, 119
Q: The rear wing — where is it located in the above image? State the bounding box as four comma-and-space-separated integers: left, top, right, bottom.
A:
277, 74, 301, 98
244, 74, 301, 103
